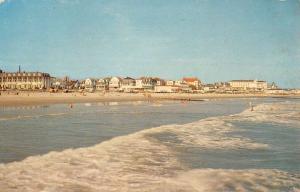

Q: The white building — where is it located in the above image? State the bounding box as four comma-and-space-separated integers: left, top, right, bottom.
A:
203, 84, 216, 93
166, 80, 175, 86
109, 77, 122, 91
52, 76, 73, 89
229, 80, 267, 91
265, 89, 289, 94
154, 86, 179, 93
174, 80, 184, 86
122, 77, 136, 86
96, 78, 110, 91
85, 78, 96, 90
52, 79, 65, 89
120, 77, 136, 92
0, 70, 51, 90
135, 77, 156, 91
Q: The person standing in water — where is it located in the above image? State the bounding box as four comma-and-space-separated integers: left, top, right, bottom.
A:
249, 102, 254, 111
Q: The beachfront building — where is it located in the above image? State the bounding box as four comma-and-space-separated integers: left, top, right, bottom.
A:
213, 82, 231, 93
52, 76, 73, 89
120, 77, 136, 92
79, 80, 86, 89
85, 78, 96, 90
169, 80, 192, 93
174, 80, 184, 86
292, 89, 300, 94
135, 77, 157, 91
96, 78, 110, 91
122, 77, 136, 86
109, 77, 122, 91
0, 70, 51, 90
62, 76, 76, 90
214, 82, 230, 89
268, 82, 278, 90
265, 89, 289, 94
183, 77, 202, 90
229, 80, 267, 91
179, 84, 193, 93
71, 80, 80, 89
166, 80, 175, 86
203, 84, 216, 93
52, 78, 65, 89
154, 78, 165, 86
154, 86, 179, 93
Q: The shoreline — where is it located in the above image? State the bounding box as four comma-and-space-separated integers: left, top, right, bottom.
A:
0, 92, 299, 106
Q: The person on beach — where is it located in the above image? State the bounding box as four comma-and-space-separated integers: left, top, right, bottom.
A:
249, 102, 254, 111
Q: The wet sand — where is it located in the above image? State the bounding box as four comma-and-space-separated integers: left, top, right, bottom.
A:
0, 91, 298, 106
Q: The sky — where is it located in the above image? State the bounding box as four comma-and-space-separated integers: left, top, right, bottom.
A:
0, 0, 299, 88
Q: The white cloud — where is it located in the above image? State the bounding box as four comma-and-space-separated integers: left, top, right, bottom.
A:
0, 0, 5, 5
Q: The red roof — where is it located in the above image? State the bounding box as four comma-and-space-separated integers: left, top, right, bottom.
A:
183, 77, 199, 82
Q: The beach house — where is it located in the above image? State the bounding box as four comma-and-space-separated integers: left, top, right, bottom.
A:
96, 78, 110, 91
135, 77, 157, 91
85, 78, 96, 91
183, 77, 202, 90
120, 77, 136, 92
109, 77, 123, 91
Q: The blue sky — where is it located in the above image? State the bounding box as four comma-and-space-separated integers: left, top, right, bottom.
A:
0, 0, 299, 87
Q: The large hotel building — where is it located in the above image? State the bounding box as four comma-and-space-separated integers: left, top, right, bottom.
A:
229, 80, 268, 91
0, 68, 51, 90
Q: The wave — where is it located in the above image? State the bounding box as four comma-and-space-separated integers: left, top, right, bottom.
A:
230, 102, 300, 127
0, 102, 299, 191
145, 118, 268, 150
168, 169, 300, 192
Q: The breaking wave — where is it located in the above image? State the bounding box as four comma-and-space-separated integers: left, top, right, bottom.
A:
232, 102, 300, 126
169, 169, 300, 192
0, 101, 299, 191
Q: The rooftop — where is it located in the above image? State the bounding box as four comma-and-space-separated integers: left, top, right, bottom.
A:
0, 71, 50, 77
183, 77, 200, 82
230, 80, 266, 83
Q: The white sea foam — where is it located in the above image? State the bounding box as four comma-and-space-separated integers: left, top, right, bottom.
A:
0, 127, 182, 192
0, 117, 272, 191
231, 102, 300, 127
0, 129, 298, 192
145, 118, 268, 150
0, 102, 299, 191
167, 169, 300, 192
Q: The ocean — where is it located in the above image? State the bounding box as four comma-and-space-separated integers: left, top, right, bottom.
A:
0, 98, 299, 191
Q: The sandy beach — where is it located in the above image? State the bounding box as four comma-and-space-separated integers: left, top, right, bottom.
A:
0, 91, 299, 106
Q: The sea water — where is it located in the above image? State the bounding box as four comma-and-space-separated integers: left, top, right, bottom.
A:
0, 98, 299, 191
